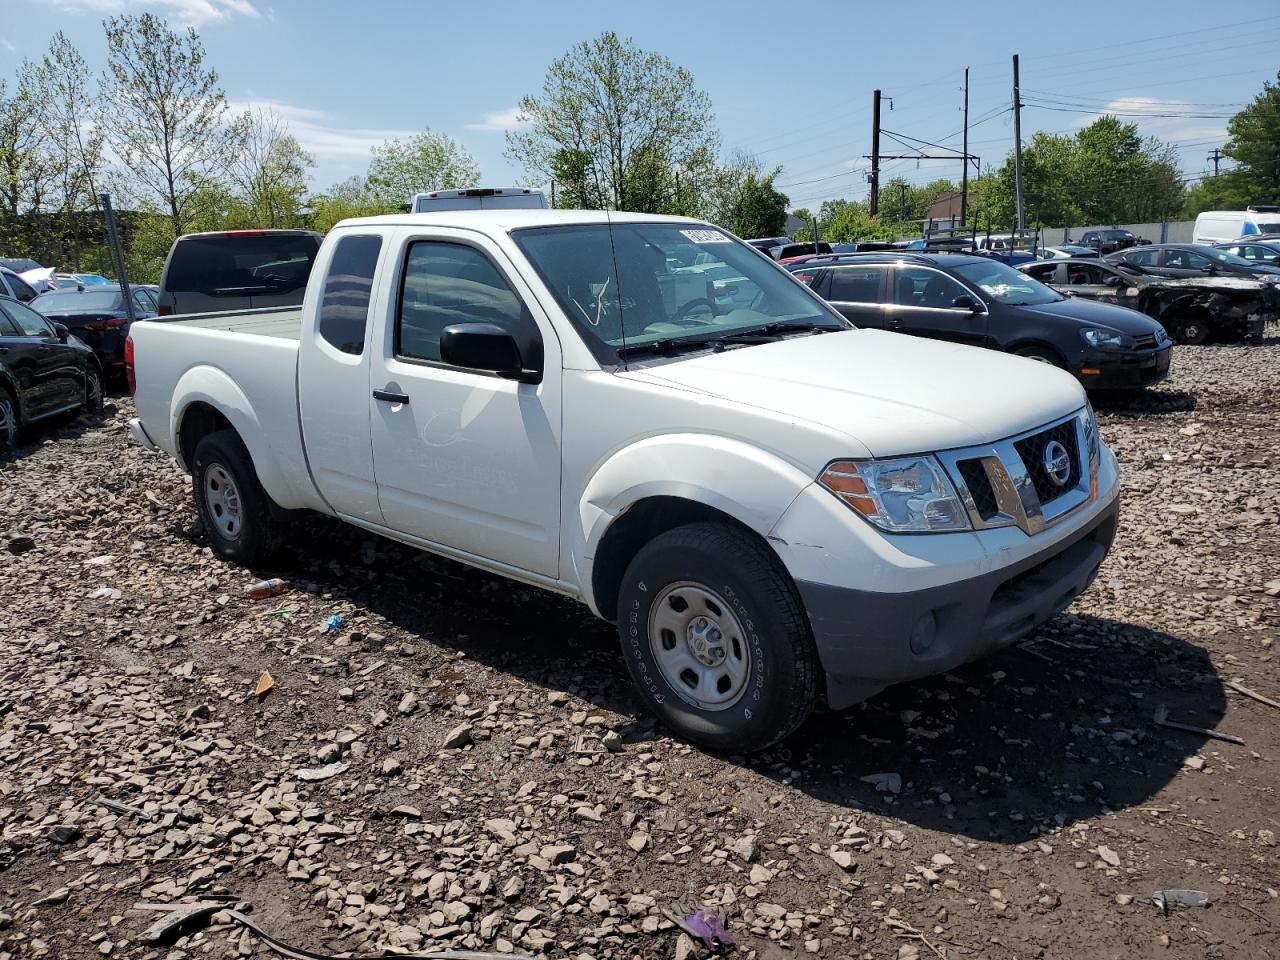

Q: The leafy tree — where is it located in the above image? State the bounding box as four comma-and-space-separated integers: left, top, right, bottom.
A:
101, 13, 239, 236
703, 151, 788, 236
228, 108, 314, 227
308, 177, 397, 233
549, 147, 603, 208
366, 131, 479, 206
0, 65, 56, 244
1185, 72, 1280, 215
507, 32, 719, 213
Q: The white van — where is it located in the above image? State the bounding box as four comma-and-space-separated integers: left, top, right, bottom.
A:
1192, 207, 1280, 244
411, 187, 547, 213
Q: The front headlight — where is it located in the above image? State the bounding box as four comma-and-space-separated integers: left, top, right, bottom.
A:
819, 456, 971, 533
1081, 327, 1126, 349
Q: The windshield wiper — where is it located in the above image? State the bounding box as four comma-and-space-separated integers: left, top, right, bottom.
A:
615, 336, 722, 358
616, 318, 844, 358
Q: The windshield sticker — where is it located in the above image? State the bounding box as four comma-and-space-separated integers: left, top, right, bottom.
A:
680, 229, 731, 244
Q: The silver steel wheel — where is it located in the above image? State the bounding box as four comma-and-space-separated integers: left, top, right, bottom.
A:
648, 581, 752, 711
0, 394, 16, 448
203, 463, 243, 540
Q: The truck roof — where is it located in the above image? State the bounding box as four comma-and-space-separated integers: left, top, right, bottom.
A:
335, 209, 709, 232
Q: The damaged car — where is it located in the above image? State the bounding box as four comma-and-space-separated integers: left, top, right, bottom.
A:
1018, 257, 1277, 345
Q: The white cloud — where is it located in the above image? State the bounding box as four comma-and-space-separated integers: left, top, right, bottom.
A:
44, 0, 261, 28
466, 107, 529, 133
1070, 97, 1228, 143
0, 37, 16, 53
227, 98, 416, 163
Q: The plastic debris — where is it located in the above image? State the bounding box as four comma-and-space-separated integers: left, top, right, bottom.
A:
1152, 889, 1209, 914
90, 586, 122, 600
1152, 704, 1244, 745
662, 903, 733, 954
242, 578, 288, 600
254, 671, 275, 701
322, 613, 345, 633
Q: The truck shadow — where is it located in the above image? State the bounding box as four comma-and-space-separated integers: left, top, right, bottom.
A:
1089, 388, 1195, 416
273, 518, 1223, 845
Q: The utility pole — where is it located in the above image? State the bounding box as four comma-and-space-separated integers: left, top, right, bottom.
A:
960, 67, 970, 224
869, 89, 881, 216
1012, 55, 1025, 234
98, 193, 136, 325
898, 182, 909, 221
1208, 148, 1223, 176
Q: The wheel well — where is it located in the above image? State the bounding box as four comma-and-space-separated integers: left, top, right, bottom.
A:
590, 496, 773, 622
1008, 340, 1068, 367
178, 401, 233, 469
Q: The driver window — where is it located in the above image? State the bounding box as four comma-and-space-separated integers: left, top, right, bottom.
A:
894, 267, 968, 308
397, 242, 537, 364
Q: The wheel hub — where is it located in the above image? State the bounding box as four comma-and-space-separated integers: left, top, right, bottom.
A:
648, 581, 751, 711
203, 463, 242, 540
686, 616, 727, 666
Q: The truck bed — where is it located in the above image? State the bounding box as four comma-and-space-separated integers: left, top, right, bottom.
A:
166, 308, 302, 340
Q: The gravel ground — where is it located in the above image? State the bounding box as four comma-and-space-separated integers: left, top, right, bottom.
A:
1, 343, 1278, 960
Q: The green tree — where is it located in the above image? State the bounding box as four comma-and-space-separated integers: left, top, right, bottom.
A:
1185, 72, 1280, 214
507, 32, 719, 213
0, 64, 56, 252
308, 177, 397, 233
704, 152, 788, 236
101, 13, 239, 236
366, 131, 479, 206
228, 108, 314, 227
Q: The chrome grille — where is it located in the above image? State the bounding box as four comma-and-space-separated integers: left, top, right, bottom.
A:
939, 409, 1096, 536
1132, 333, 1158, 350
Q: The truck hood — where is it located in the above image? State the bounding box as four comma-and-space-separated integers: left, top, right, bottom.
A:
622, 329, 1085, 458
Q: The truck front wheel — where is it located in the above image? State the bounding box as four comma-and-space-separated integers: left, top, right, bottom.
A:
191, 430, 280, 565
616, 522, 818, 753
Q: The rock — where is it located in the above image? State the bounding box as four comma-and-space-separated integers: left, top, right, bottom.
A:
1183, 755, 1206, 770
47, 825, 82, 845
674, 933, 697, 960
547, 691, 570, 705
731, 835, 758, 862
749, 864, 774, 884
601, 730, 624, 753
501, 875, 524, 900
371, 708, 390, 728
931, 853, 955, 867
626, 832, 649, 852
32, 887, 70, 907
1116, 894, 1134, 905
387, 805, 421, 819
316, 741, 342, 763
829, 848, 855, 871
397, 691, 418, 715
1097, 845, 1121, 867
540, 844, 576, 865
296, 761, 348, 782
441, 723, 473, 749
860, 772, 902, 794
380, 757, 403, 776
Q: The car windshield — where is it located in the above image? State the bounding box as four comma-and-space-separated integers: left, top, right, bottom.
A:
1254, 221, 1280, 234
952, 259, 1062, 305
1200, 247, 1255, 267
513, 222, 845, 362
1102, 231, 1133, 239
32, 289, 122, 312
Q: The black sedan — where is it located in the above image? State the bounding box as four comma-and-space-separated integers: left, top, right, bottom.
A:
1107, 243, 1280, 282
30, 284, 157, 381
789, 253, 1173, 391
0, 295, 104, 452
1077, 229, 1145, 254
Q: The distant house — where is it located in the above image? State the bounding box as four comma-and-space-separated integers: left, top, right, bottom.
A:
926, 191, 964, 220
783, 213, 808, 236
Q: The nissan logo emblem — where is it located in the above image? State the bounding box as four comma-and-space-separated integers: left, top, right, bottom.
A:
1043, 440, 1071, 487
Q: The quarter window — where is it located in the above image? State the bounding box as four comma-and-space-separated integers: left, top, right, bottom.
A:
2, 299, 54, 337
318, 234, 382, 355
397, 241, 535, 364
894, 267, 970, 308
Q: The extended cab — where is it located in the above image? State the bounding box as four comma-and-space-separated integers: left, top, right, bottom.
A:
127, 211, 1121, 752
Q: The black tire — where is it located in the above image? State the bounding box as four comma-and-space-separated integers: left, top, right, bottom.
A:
191, 430, 280, 565
83, 366, 104, 415
616, 521, 818, 753
0, 387, 18, 452
1173, 312, 1211, 345
1014, 344, 1066, 368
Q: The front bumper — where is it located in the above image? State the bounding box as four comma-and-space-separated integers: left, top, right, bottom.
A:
795, 498, 1117, 708
1077, 344, 1171, 389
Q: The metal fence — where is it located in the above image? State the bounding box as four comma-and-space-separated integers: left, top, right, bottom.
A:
1038, 221, 1195, 247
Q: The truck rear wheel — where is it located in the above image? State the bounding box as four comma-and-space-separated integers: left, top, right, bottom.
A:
616, 522, 818, 753
191, 430, 279, 565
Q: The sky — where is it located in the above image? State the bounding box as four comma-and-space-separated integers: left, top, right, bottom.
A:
3, 0, 1278, 211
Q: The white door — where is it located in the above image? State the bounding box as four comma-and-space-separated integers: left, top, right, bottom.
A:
368, 229, 562, 577
298, 230, 385, 522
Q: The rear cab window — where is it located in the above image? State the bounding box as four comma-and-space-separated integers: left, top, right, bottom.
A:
164, 233, 321, 297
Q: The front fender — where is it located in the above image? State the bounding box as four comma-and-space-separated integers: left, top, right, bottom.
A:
170, 365, 315, 511
572, 433, 816, 613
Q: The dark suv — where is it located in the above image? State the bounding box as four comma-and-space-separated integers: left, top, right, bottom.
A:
789, 253, 1173, 390
1077, 229, 1145, 254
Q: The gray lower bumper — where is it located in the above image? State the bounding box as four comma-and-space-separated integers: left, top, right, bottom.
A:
799, 498, 1120, 710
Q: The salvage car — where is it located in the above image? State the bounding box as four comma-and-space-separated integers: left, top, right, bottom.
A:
1107, 243, 1280, 282
791, 252, 1171, 390
126, 210, 1121, 753
0, 295, 104, 451
31, 284, 157, 381
1019, 258, 1275, 344
1214, 240, 1280, 266
1077, 229, 1146, 254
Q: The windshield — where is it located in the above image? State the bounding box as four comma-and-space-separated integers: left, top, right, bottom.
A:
32, 289, 122, 312
952, 259, 1063, 305
513, 222, 845, 363
1254, 221, 1280, 234
1200, 246, 1256, 267
1102, 230, 1133, 239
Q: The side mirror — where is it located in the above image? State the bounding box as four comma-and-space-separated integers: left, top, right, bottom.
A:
950, 295, 980, 312
440, 323, 541, 384
1103, 276, 1123, 287
54, 322, 70, 342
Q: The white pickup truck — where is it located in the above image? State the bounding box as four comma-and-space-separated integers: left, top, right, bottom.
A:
127, 210, 1120, 752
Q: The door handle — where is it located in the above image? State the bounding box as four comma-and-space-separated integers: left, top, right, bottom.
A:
372, 389, 410, 405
